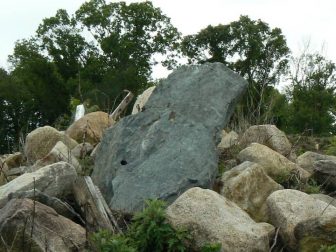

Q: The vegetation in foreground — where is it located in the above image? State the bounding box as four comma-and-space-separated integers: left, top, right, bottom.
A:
91, 199, 221, 252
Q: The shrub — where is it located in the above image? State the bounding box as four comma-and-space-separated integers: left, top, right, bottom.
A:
319, 244, 336, 252
302, 179, 322, 194
91, 231, 136, 252
128, 199, 190, 252
91, 199, 222, 252
325, 137, 336, 156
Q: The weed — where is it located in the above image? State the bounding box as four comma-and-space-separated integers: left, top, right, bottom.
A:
91, 199, 221, 252
302, 179, 322, 194
319, 244, 336, 252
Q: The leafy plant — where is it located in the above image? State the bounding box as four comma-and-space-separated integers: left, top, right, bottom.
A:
91, 231, 136, 252
128, 199, 190, 252
200, 243, 222, 252
91, 199, 222, 252
302, 179, 322, 194
319, 244, 336, 252
273, 169, 291, 186
78, 156, 94, 176
325, 137, 336, 156
91, 199, 190, 252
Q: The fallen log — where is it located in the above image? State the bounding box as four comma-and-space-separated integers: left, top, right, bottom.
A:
73, 176, 120, 233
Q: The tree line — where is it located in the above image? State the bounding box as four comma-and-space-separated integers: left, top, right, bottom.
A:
1, 0, 335, 154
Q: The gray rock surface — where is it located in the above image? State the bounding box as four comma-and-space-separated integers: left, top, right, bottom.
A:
313, 160, 336, 189
297, 151, 336, 174
92, 63, 247, 213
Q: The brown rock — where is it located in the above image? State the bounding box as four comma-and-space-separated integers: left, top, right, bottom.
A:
266, 189, 336, 250
2, 152, 24, 169
66, 111, 115, 145
166, 187, 274, 252
240, 124, 292, 157
25, 126, 78, 164
0, 198, 85, 252
238, 143, 311, 182
220, 161, 283, 222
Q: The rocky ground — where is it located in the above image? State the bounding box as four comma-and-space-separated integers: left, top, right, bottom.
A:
0, 63, 335, 251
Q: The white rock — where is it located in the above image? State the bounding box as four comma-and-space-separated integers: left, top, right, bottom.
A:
311, 194, 336, 208
220, 161, 283, 221
25, 126, 78, 164
166, 187, 274, 252
34, 141, 81, 172
0, 161, 77, 205
217, 130, 239, 149
238, 143, 310, 182
240, 124, 292, 157
266, 189, 336, 250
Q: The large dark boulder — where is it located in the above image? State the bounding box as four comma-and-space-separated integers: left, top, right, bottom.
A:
92, 63, 247, 213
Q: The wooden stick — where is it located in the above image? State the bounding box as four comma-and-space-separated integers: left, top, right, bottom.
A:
109, 90, 134, 121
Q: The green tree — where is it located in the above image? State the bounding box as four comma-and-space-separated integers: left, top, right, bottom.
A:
286, 53, 336, 135
0, 68, 35, 153
76, 0, 181, 108
182, 15, 290, 124
9, 39, 70, 126
36, 8, 100, 101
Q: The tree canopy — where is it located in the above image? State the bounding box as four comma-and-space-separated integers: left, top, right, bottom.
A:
0, 2, 335, 154
285, 53, 336, 135
182, 15, 290, 124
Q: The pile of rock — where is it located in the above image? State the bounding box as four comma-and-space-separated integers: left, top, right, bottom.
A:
0, 62, 335, 251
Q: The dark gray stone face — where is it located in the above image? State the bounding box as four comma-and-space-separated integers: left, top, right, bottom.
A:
314, 160, 336, 190
92, 63, 247, 213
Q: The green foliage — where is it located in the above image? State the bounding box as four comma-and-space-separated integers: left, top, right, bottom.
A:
0, 67, 39, 153
91, 199, 221, 252
302, 179, 322, 194
273, 169, 291, 186
200, 243, 222, 252
128, 200, 190, 252
91, 231, 136, 252
78, 156, 95, 176
1, 0, 180, 153
275, 169, 322, 194
9, 38, 70, 125
325, 137, 336, 156
182, 15, 290, 125
319, 244, 336, 252
218, 162, 226, 176
286, 53, 336, 135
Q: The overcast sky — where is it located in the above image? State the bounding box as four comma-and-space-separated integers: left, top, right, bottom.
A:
1, 0, 335, 79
